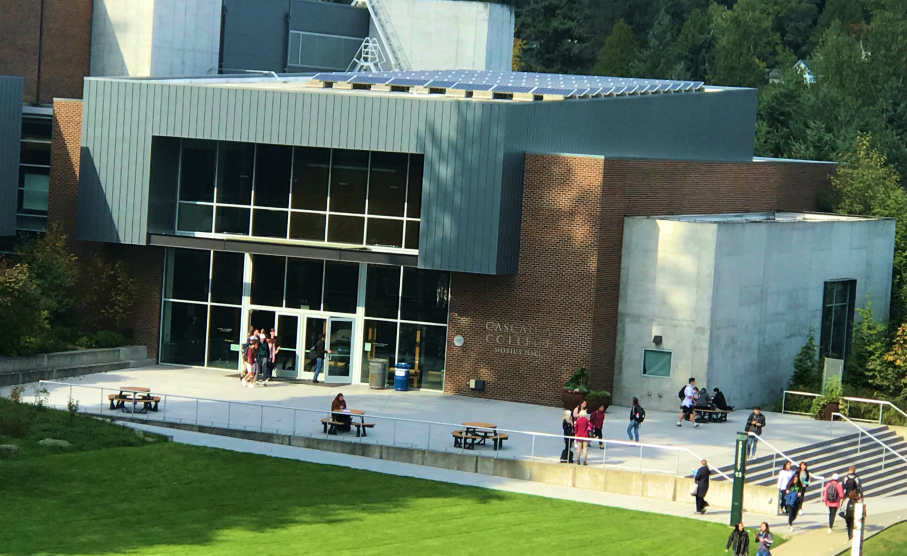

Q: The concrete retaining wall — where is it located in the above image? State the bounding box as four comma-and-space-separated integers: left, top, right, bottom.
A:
0, 346, 149, 386
125, 418, 776, 513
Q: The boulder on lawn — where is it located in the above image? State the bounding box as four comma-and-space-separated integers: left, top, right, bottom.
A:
134, 429, 144, 439
38, 439, 72, 448
0, 444, 20, 457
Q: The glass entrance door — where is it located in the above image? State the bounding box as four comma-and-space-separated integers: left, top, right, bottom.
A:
274, 314, 299, 379
325, 318, 354, 384
300, 317, 326, 380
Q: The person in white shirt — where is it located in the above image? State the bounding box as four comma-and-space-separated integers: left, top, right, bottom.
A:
677, 377, 701, 428
776, 461, 796, 514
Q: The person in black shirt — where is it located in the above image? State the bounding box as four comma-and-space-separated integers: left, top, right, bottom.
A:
560, 410, 574, 463
312, 333, 331, 384
745, 407, 766, 458
712, 388, 730, 410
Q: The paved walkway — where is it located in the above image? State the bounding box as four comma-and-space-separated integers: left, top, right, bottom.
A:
8, 365, 862, 473
124, 420, 907, 547
773, 510, 906, 556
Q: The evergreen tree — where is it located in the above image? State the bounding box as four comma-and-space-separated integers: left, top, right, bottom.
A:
591, 19, 637, 77
790, 328, 821, 391
516, 0, 595, 74
710, 0, 779, 87
846, 302, 890, 390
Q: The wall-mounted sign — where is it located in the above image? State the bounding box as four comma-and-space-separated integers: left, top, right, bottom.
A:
454, 335, 465, 346
484, 322, 552, 357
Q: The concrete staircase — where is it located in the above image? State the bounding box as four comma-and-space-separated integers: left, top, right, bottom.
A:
715, 427, 907, 501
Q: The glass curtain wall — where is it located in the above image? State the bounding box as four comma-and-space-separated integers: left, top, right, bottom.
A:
173, 139, 423, 251
363, 265, 450, 389
17, 118, 52, 231
159, 248, 450, 390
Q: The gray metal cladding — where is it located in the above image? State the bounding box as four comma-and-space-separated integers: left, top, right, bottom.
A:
77, 79, 516, 274
0, 76, 23, 237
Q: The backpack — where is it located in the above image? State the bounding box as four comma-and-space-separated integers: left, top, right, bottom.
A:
678, 386, 687, 401
634, 406, 646, 423
825, 482, 839, 503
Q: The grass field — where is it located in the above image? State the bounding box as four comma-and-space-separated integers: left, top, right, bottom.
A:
0, 399, 784, 555
843, 521, 907, 555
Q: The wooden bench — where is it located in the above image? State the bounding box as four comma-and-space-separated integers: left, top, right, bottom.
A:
108, 394, 161, 412
351, 422, 375, 438
695, 408, 732, 423
321, 418, 345, 435
108, 394, 127, 409
488, 433, 508, 450
139, 396, 161, 412
452, 430, 482, 450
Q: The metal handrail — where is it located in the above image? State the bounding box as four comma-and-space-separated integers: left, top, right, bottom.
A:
782, 390, 907, 424
831, 412, 907, 469
746, 431, 827, 485
35, 380, 729, 480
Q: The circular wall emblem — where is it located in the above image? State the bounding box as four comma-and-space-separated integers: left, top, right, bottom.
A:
453, 335, 465, 347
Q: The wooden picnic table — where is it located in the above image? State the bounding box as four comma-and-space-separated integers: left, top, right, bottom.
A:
453, 422, 508, 450
324, 409, 374, 437
110, 386, 157, 414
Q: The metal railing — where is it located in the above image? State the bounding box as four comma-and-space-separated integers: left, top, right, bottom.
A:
831, 412, 907, 474
782, 390, 907, 424
747, 431, 827, 484
34, 380, 729, 481
364, 0, 411, 70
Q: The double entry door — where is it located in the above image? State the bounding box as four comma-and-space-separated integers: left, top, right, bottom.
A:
250, 310, 354, 384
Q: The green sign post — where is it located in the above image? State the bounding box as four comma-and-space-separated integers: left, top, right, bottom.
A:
730, 432, 748, 526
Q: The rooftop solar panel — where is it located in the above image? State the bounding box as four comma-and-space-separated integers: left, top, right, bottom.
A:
454, 83, 494, 91
493, 85, 536, 94
349, 75, 393, 85
388, 78, 430, 87
533, 87, 576, 96
425, 80, 457, 88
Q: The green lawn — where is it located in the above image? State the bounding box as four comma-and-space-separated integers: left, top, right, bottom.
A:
0, 400, 783, 555
843, 521, 907, 555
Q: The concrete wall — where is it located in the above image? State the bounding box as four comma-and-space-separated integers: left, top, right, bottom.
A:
613, 215, 895, 412
0, 346, 149, 387
372, 0, 514, 71
91, 0, 221, 78
708, 218, 896, 409
613, 218, 717, 412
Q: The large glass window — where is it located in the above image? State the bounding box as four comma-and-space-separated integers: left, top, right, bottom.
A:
820, 280, 856, 360
323, 262, 359, 314
401, 268, 449, 324
250, 255, 286, 308
172, 139, 422, 251
160, 301, 208, 366
365, 265, 400, 319
362, 319, 397, 382
285, 258, 323, 310
207, 306, 241, 369
164, 249, 210, 301
398, 323, 446, 390
210, 252, 244, 305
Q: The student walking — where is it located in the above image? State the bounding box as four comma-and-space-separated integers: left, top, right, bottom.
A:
574, 409, 591, 465
255, 333, 269, 384
745, 407, 766, 457
560, 410, 574, 464
776, 461, 796, 514
784, 473, 805, 531
755, 523, 773, 556
843, 466, 864, 500
725, 522, 749, 556
798, 461, 811, 497
589, 405, 605, 449
627, 397, 645, 442
842, 490, 861, 540
312, 333, 331, 383
822, 473, 845, 533
677, 377, 700, 428
242, 336, 259, 388
693, 459, 710, 514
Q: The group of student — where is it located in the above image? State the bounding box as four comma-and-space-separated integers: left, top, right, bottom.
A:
559, 397, 648, 464
240, 328, 279, 388
677, 377, 732, 428
776, 460, 865, 536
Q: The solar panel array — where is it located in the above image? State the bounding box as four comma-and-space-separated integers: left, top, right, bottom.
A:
307, 70, 704, 101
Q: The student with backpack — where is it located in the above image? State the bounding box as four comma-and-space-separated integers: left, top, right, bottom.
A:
677, 377, 700, 428
628, 397, 645, 442
822, 474, 845, 533
842, 466, 864, 500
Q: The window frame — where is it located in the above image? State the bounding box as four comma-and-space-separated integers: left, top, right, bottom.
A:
641, 348, 673, 378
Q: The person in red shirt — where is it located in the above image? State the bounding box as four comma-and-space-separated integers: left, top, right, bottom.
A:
574, 410, 591, 465
589, 405, 606, 450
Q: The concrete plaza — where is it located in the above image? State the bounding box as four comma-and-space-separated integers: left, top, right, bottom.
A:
6, 364, 861, 473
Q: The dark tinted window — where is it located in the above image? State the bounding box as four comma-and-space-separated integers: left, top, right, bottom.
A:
214, 206, 250, 235
365, 265, 400, 319
368, 152, 407, 216
164, 249, 210, 301
207, 306, 241, 369
330, 149, 368, 213
253, 144, 292, 208
160, 301, 208, 366
398, 323, 446, 389
404, 221, 420, 250
252, 209, 288, 238
289, 212, 326, 241
291, 147, 330, 210
406, 155, 423, 218
323, 262, 358, 314
217, 142, 254, 205
250, 254, 285, 307
177, 203, 213, 232
327, 215, 364, 244
400, 268, 449, 323
366, 218, 403, 248
179, 140, 216, 202
210, 251, 244, 305
286, 259, 323, 310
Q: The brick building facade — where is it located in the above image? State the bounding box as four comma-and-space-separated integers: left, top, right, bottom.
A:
0, 0, 92, 104
444, 155, 835, 406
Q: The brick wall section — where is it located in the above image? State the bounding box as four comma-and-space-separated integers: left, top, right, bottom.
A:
445, 156, 605, 405
0, 0, 91, 104
445, 155, 835, 406
48, 100, 164, 359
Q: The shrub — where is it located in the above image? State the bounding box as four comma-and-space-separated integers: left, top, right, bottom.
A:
79, 258, 137, 333
810, 377, 848, 420
790, 328, 821, 392
0, 402, 31, 438
75, 330, 126, 349
0, 261, 48, 356
14, 225, 79, 316
564, 367, 589, 392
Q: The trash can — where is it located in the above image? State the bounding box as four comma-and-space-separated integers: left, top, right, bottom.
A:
393, 363, 411, 391
368, 358, 388, 389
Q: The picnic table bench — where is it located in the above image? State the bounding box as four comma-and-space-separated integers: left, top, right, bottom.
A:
107, 386, 160, 414
694, 408, 732, 423
320, 409, 374, 437
452, 422, 508, 451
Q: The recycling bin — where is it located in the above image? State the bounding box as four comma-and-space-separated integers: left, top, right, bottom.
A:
393, 363, 412, 391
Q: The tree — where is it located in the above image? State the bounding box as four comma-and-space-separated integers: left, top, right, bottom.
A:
846, 302, 890, 390
0, 262, 48, 357
591, 19, 637, 77
829, 134, 907, 324
668, 8, 715, 82
516, 0, 596, 74
710, 0, 779, 87
790, 328, 821, 391
14, 225, 79, 316
80, 258, 138, 332
881, 323, 907, 394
